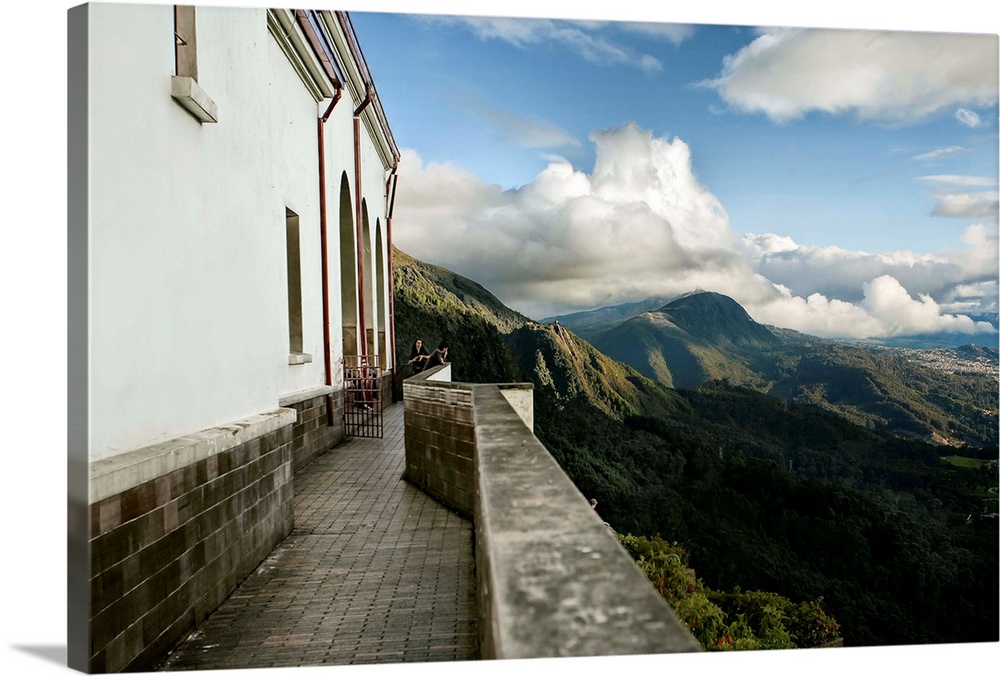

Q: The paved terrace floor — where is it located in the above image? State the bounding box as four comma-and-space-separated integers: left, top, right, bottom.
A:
158, 403, 479, 670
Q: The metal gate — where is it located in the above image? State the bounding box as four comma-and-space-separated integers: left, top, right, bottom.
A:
343, 354, 383, 438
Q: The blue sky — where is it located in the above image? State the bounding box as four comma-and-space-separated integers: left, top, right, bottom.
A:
355, 14, 996, 252
348, 3, 999, 339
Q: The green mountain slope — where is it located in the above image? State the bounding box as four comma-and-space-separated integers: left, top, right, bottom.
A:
595, 292, 779, 389
506, 321, 686, 421
592, 291, 998, 448
540, 296, 671, 342
393, 246, 525, 383
392, 248, 998, 648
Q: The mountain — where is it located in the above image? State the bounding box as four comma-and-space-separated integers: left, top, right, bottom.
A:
393, 247, 525, 383
506, 321, 682, 420
392, 248, 998, 648
594, 292, 781, 390
549, 299, 1000, 351
393, 246, 528, 334
590, 291, 998, 448
394, 246, 685, 421
540, 296, 672, 342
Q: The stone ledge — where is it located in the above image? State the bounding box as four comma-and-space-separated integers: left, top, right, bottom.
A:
170, 75, 219, 123
90, 408, 297, 504
278, 385, 335, 407
472, 385, 701, 658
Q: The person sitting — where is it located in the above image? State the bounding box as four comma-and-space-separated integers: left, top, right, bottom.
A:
424, 341, 449, 369
407, 338, 430, 373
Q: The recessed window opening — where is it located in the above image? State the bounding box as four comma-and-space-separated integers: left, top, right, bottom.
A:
174, 6, 198, 79
286, 208, 304, 356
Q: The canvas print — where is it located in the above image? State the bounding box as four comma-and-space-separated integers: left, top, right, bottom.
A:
68, 1, 998, 674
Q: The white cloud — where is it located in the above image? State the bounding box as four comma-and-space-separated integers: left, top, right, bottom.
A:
394, 124, 998, 339
740, 225, 999, 336
955, 108, 983, 128
912, 145, 971, 162
748, 275, 996, 339
701, 28, 999, 123
931, 192, 1000, 221
914, 175, 1000, 223
440, 16, 664, 72
914, 175, 998, 188
619, 21, 696, 47
860, 275, 991, 335
742, 226, 999, 301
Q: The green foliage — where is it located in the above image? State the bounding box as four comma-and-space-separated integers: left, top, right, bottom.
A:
706, 589, 840, 648
618, 534, 838, 650
941, 456, 992, 469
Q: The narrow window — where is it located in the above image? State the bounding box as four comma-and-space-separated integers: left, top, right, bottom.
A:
174, 6, 198, 80
286, 208, 305, 357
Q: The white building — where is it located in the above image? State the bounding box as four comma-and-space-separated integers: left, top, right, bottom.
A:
68, 4, 399, 671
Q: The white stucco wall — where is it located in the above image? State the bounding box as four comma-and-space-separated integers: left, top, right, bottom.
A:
87, 4, 391, 459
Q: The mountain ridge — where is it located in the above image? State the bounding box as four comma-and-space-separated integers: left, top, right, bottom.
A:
391, 247, 998, 648
589, 291, 997, 448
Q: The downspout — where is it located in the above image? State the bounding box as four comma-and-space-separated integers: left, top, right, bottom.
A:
385, 161, 399, 399
353, 86, 373, 358
318, 87, 343, 427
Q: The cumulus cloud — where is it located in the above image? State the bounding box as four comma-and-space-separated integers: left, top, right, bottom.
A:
748, 275, 996, 339
740, 225, 999, 336
914, 175, 1000, 222
741, 227, 999, 304
395, 123, 753, 317
700, 28, 999, 123
393, 123, 998, 340
931, 192, 1000, 221
436, 16, 664, 72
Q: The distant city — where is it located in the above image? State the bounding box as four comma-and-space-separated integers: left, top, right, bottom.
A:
876, 345, 999, 379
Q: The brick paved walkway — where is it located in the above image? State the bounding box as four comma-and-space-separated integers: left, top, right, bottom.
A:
158, 403, 479, 670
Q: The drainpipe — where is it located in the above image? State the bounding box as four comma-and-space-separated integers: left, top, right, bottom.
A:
317, 87, 343, 427
353, 85, 373, 359
385, 161, 399, 399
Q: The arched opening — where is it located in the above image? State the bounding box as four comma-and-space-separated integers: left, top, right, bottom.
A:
338, 173, 358, 356
375, 222, 387, 363
361, 200, 374, 357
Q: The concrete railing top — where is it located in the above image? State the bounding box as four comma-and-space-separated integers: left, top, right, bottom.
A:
402, 366, 701, 659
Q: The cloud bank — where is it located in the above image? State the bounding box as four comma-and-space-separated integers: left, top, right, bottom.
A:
701, 28, 999, 123
393, 123, 998, 340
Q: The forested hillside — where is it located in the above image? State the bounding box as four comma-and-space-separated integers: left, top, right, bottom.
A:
590, 292, 998, 448
392, 247, 999, 648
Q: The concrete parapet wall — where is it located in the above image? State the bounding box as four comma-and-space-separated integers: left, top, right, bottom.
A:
401, 367, 701, 659
402, 365, 476, 517
87, 411, 297, 672
497, 383, 533, 431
